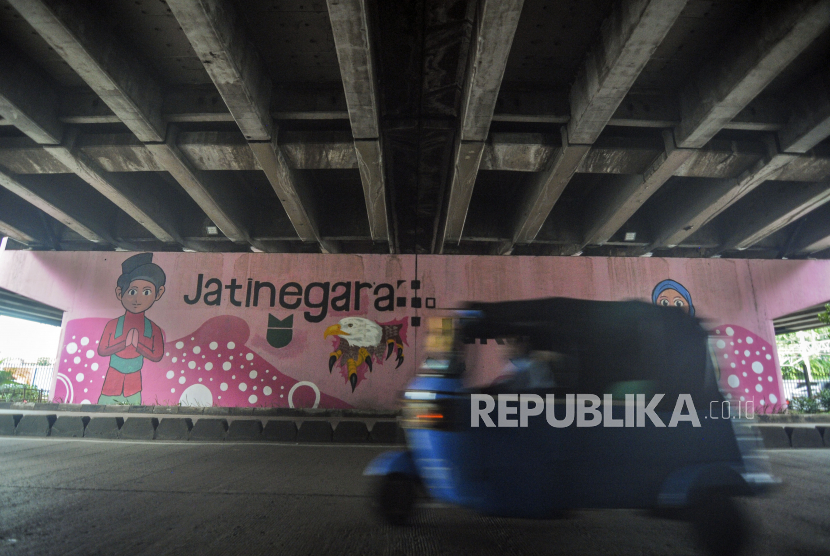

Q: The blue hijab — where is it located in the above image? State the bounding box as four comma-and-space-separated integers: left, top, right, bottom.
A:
651, 279, 695, 317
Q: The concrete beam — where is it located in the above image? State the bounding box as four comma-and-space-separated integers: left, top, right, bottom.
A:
648, 66, 830, 250
166, 0, 272, 141
327, 0, 390, 246
581, 130, 693, 247
0, 42, 63, 145
779, 67, 830, 154
145, 127, 249, 243
511, 127, 591, 247
439, 0, 524, 248
503, 0, 687, 252
0, 189, 48, 246
0, 168, 106, 243
785, 203, 830, 255
44, 131, 180, 244
7, 0, 165, 143
717, 181, 830, 252
647, 151, 797, 250
248, 133, 328, 249
675, 0, 830, 149
326, 0, 380, 139
354, 139, 389, 241
568, 0, 686, 144
480, 133, 556, 172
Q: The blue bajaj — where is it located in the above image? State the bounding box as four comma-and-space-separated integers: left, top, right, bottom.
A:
365, 298, 777, 556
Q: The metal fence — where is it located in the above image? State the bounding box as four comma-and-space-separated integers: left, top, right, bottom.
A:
0, 357, 55, 400
781, 378, 829, 402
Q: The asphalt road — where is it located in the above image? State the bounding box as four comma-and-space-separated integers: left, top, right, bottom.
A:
0, 438, 827, 556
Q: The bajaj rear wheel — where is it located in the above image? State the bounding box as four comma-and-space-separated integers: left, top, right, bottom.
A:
690, 490, 749, 556
373, 473, 416, 526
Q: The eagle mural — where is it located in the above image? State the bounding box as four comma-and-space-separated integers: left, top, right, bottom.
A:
323, 317, 408, 392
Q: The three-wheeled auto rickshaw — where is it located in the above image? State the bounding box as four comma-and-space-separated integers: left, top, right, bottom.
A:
365, 298, 777, 556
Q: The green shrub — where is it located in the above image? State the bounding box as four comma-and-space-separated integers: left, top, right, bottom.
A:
818, 388, 830, 412
789, 396, 822, 414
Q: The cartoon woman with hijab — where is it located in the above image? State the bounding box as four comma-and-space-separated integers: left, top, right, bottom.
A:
651, 279, 695, 316
97, 253, 166, 405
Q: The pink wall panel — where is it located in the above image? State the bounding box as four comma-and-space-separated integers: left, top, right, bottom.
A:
1, 251, 829, 410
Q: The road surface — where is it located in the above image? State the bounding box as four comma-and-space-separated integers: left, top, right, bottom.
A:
0, 438, 827, 555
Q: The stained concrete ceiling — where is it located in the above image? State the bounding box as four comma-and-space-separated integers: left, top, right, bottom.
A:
0, 0, 828, 259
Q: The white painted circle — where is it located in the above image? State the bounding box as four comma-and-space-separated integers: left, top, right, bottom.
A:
57, 374, 74, 403
755, 384, 763, 392
179, 384, 212, 406
248, 395, 257, 404
193, 346, 201, 354
765, 354, 771, 360
746, 336, 753, 344
205, 362, 213, 371
66, 342, 78, 354
239, 382, 247, 392
744, 350, 750, 357
725, 327, 734, 336
716, 340, 725, 349
175, 341, 184, 349
209, 342, 218, 350
91, 363, 99, 371
80, 337, 89, 346
263, 386, 272, 395
727, 375, 740, 388
166, 371, 174, 379
288, 381, 321, 409
249, 370, 257, 379
73, 356, 81, 364
222, 362, 231, 371
769, 393, 778, 404
751, 361, 764, 374
227, 342, 236, 350
246, 353, 254, 361
188, 361, 196, 369
220, 382, 228, 391
178, 376, 186, 385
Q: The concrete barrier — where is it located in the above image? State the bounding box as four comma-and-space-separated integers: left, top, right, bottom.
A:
191, 419, 228, 441
263, 420, 297, 442
789, 427, 824, 448
50, 416, 86, 438
84, 417, 123, 439
333, 421, 369, 443
15, 414, 55, 436
758, 426, 791, 448
156, 418, 193, 440
120, 418, 158, 440
0, 414, 22, 435
227, 420, 262, 441
369, 421, 399, 443
297, 420, 332, 443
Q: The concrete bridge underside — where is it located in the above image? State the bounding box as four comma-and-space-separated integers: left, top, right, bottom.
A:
0, 0, 828, 260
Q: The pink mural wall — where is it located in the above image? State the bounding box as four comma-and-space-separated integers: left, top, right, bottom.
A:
1, 251, 829, 410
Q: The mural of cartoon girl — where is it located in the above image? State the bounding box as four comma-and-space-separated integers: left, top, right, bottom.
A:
97, 253, 166, 405
652, 279, 695, 316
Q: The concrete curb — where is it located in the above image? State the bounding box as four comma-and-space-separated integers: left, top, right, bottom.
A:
333, 421, 369, 443
788, 427, 825, 448
227, 420, 262, 441
51, 416, 86, 438
191, 419, 228, 441
0, 414, 21, 435
15, 414, 55, 436
263, 420, 297, 442
297, 421, 333, 442
85, 417, 123, 439
156, 418, 193, 440
120, 418, 158, 440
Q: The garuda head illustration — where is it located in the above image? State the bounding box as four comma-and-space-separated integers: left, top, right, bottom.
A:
324, 317, 407, 392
